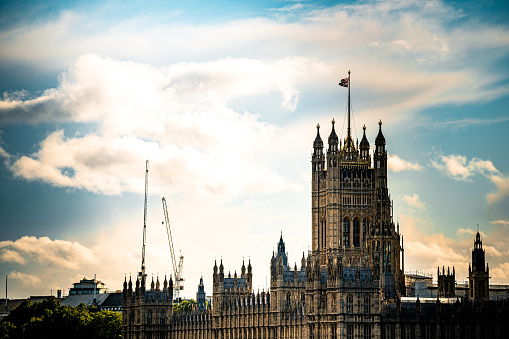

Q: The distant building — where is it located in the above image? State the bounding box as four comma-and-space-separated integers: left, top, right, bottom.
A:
68, 277, 107, 295
61, 277, 122, 312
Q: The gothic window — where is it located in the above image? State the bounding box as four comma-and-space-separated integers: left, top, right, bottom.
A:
346, 294, 353, 313
160, 311, 165, 325
146, 310, 152, 325
347, 324, 354, 339
353, 218, 360, 247
343, 218, 350, 248
364, 324, 372, 338
363, 295, 370, 314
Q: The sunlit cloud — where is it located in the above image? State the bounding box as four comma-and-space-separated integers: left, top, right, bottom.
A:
431, 152, 508, 204
487, 175, 509, 205
403, 194, 426, 209
1, 54, 312, 196
490, 220, 509, 227
388, 154, 422, 172
8, 271, 42, 287
0, 236, 95, 269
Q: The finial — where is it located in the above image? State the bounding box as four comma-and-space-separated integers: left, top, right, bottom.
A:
332, 118, 335, 127
378, 119, 382, 129
348, 70, 351, 75
363, 124, 366, 132
317, 123, 320, 130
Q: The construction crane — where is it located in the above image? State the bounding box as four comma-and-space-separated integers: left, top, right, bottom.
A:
138, 160, 149, 279
162, 197, 184, 298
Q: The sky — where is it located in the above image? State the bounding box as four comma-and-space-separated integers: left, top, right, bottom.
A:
0, 0, 508, 299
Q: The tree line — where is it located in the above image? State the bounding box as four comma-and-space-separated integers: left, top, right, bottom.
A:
0, 297, 121, 338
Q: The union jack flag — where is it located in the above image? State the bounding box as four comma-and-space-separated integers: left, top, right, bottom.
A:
339, 77, 349, 88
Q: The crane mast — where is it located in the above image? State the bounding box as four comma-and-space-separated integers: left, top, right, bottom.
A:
162, 197, 184, 298
139, 160, 149, 279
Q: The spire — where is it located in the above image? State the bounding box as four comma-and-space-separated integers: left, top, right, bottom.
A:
328, 119, 338, 145
375, 119, 386, 146
313, 123, 323, 149
360, 124, 369, 148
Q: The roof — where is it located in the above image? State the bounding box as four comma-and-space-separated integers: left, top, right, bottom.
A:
60, 293, 109, 307
100, 293, 123, 307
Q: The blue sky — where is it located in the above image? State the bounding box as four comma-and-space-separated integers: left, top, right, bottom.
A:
1, 0, 508, 298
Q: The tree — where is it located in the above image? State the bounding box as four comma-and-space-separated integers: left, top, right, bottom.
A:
0, 297, 121, 339
172, 299, 196, 313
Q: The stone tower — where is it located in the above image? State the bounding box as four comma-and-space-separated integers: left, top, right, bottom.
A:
469, 231, 489, 301
438, 266, 456, 297
197, 275, 206, 311
311, 109, 403, 296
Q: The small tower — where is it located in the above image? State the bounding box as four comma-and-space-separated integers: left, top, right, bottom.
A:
312, 123, 326, 252
438, 266, 456, 297
468, 231, 489, 301
197, 276, 206, 311
359, 124, 371, 164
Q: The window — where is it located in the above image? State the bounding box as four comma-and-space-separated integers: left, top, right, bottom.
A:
346, 294, 353, 313
347, 324, 354, 339
343, 218, 350, 247
353, 218, 360, 247
146, 310, 152, 325
363, 295, 370, 314
160, 311, 165, 325
364, 324, 371, 338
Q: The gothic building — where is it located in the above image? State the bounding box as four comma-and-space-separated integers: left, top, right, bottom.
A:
122, 82, 508, 338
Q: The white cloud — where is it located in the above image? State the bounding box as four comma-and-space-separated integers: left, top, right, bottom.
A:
403, 194, 425, 209
431, 152, 508, 204
388, 154, 422, 172
431, 153, 499, 181
8, 271, 42, 287
490, 220, 509, 227
1, 54, 313, 196
0, 236, 95, 269
457, 228, 485, 238
487, 176, 509, 204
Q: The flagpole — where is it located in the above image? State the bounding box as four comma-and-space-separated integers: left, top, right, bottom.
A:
347, 70, 351, 137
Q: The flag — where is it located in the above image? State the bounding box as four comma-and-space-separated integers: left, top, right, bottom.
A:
339, 77, 349, 87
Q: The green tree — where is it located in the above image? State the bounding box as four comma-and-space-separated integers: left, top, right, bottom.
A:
0, 297, 121, 339
172, 299, 196, 313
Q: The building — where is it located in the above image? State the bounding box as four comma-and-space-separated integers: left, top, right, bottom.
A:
122, 83, 509, 338
62, 277, 123, 312
68, 277, 108, 295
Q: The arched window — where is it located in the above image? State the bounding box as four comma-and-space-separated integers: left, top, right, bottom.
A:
146, 310, 152, 325
343, 218, 350, 248
363, 218, 368, 236
346, 294, 353, 313
160, 311, 165, 325
363, 295, 370, 314
353, 218, 360, 247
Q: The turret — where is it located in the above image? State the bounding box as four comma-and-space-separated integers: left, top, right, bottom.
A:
359, 124, 370, 163
374, 120, 387, 171
247, 259, 253, 286
123, 275, 128, 299
327, 119, 339, 173
312, 124, 325, 174
469, 230, 489, 301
